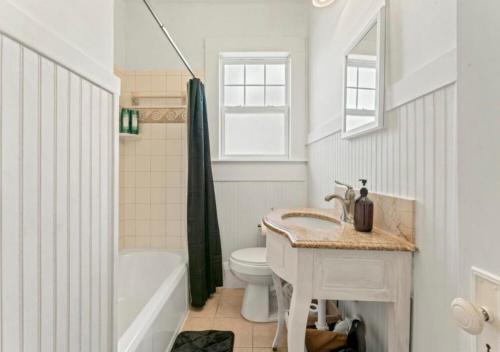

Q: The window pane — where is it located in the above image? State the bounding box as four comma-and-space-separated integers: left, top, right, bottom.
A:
358, 67, 376, 89
245, 86, 265, 106
266, 64, 286, 85
266, 86, 286, 106
224, 64, 244, 85
224, 86, 244, 106
246, 64, 264, 85
346, 88, 357, 109
346, 66, 358, 87
357, 89, 376, 110
225, 113, 285, 155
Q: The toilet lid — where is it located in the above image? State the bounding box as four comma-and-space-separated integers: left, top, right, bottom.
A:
230, 247, 268, 266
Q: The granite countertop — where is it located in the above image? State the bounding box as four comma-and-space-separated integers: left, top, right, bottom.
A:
262, 208, 417, 252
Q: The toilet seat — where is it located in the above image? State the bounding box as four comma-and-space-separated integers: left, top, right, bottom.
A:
230, 247, 268, 266
229, 248, 271, 277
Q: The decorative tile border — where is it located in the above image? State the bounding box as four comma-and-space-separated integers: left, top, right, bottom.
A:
137, 107, 186, 123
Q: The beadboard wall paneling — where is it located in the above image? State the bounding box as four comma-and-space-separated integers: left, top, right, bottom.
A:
308, 84, 459, 352
214, 181, 308, 262
0, 34, 115, 352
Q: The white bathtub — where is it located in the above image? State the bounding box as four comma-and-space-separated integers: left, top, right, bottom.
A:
118, 250, 188, 352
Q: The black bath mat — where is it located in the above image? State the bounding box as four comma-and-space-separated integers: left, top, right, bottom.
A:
172, 330, 234, 352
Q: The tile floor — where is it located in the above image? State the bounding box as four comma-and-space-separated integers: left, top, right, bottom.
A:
181, 288, 287, 352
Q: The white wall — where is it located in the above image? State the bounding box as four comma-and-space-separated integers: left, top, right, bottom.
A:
9, 0, 114, 70
308, 0, 459, 350
115, 0, 127, 69
115, 0, 308, 70
457, 0, 500, 349
0, 1, 118, 351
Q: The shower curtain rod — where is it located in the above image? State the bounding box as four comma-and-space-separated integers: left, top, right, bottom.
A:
142, 0, 197, 79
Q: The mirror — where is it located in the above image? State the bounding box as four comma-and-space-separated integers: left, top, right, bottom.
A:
342, 7, 385, 138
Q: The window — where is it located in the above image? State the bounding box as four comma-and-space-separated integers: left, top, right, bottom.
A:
345, 55, 377, 131
220, 54, 290, 159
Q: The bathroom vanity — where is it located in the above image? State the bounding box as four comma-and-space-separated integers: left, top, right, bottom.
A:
263, 208, 416, 352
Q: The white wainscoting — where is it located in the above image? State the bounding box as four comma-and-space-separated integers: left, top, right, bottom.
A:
0, 33, 116, 352
307, 84, 459, 351
214, 180, 307, 286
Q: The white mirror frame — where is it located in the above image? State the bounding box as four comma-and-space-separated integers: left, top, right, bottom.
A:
341, 6, 386, 139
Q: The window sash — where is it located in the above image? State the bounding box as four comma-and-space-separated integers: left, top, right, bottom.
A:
220, 107, 290, 159
222, 58, 289, 108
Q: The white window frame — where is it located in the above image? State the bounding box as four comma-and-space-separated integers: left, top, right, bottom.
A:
219, 54, 291, 160
341, 5, 386, 139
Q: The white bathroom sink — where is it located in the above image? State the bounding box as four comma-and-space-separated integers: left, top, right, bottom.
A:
282, 214, 341, 231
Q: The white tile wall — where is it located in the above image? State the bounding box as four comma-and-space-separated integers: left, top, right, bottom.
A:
119, 123, 187, 250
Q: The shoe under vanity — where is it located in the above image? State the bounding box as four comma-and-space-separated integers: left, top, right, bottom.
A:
262, 185, 417, 352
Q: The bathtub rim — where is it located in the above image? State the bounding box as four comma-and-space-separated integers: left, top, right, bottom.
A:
117, 249, 188, 352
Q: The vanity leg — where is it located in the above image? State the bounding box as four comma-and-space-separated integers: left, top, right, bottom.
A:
387, 254, 411, 352
272, 273, 285, 351
287, 286, 311, 352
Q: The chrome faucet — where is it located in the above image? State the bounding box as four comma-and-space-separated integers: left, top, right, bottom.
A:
324, 180, 356, 223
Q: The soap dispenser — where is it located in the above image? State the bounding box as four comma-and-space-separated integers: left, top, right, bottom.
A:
354, 179, 373, 232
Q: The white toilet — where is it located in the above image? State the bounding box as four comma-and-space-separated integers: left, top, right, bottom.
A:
229, 247, 276, 322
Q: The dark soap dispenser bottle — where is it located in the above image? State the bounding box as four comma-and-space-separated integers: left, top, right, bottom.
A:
354, 179, 373, 232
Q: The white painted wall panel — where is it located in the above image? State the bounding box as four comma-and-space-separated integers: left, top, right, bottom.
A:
40, 56, 56, 352
1, 35, 22, 352
100, 91, 112, 352
0, 33, 116, 352
56, 65, 70, 352
80, 79, 92, 352
21, 46, 40, 352
307, 84, 459, 351
68, 72, 82, 352
90, 85, 101, 352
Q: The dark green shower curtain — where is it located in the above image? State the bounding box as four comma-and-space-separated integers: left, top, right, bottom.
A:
186, 78, 223, 308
